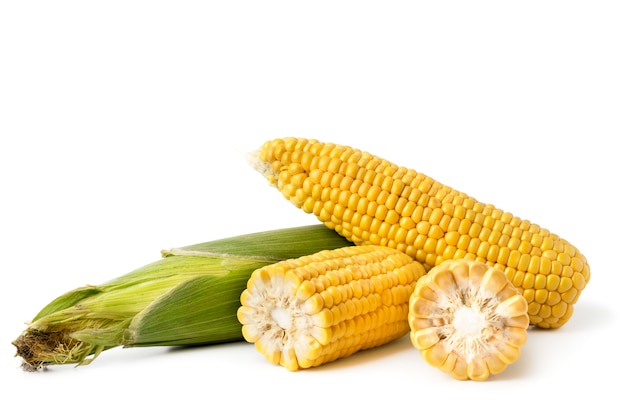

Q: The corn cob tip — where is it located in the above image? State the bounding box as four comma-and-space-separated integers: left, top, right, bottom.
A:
246, 147, 278, 186
12, 327, 102, 371
12, 331, 53, 372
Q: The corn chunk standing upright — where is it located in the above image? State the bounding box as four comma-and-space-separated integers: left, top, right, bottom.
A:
409, 259, 529, 381
237, 245, 426, 370
250, 137, 590, 329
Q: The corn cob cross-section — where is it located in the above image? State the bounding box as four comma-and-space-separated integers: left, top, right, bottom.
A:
250, 137, 591, 329
237, 245, 426, 370
409, 259, 530, 381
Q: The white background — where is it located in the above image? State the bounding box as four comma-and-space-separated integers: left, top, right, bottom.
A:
1, 1, 624, 401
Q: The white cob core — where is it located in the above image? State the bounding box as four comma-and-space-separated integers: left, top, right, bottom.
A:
271, 307, 292, 330
452, 307, 486, 338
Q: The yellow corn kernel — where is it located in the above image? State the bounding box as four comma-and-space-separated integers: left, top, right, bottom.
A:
252, 138, 591, 329
408, 259, 529, 381
237, 245, 426, 371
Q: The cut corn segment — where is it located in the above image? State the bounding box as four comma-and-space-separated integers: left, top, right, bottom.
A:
251, 137, 590, 328
237, 245, 426, 370
409, 259, 529, 381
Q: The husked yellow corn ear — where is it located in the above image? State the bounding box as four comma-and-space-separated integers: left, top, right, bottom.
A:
237, 245, 426, 370
408, 259, 529, 381
251, 137, 590, 329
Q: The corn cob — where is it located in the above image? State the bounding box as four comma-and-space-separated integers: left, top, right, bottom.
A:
250, 137, 590, 328
237, 245, 426, 370
12, 225, 353, 371
409, 259, 529, 381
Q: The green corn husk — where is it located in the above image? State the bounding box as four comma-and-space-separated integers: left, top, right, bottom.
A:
12, 225, 353, 371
